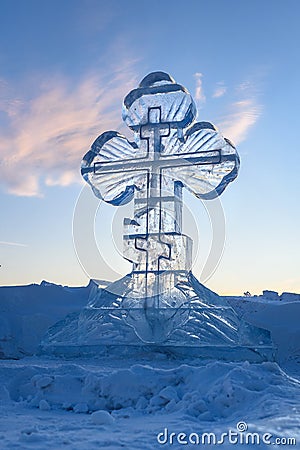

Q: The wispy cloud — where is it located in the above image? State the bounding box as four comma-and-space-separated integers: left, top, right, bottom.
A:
0, 241, 28, 247
218, 81, 262, 145
212, 82, 227, 98
0, 62, 138, 196
194, 72, 206, 106
0, 68, 262, 196
220, 99, 262, 145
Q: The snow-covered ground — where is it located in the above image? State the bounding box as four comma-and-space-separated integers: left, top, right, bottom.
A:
0, 356, 300, 449
1, 281, 300, 449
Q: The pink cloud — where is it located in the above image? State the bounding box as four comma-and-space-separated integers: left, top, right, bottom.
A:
212, 82, 227, 98
218, 80, 262, 145
0, 64, 138, 196
220, 99, 262, 145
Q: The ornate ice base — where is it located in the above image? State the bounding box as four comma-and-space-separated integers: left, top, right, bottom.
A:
40, 271, 275, 362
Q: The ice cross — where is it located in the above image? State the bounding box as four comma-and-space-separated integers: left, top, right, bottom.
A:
82, 71, 239, 307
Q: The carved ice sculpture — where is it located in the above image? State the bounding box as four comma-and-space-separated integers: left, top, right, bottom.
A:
41, 72, 273, 358
80, 71, 243, 344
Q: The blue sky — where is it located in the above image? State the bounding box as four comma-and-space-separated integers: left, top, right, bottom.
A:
0, 0, 299, 295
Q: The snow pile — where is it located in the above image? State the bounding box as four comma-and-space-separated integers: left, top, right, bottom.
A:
227, 295, 300, 362
1, 358, 299, 422
0, 357, 300, 448
91, 409, 115, 425
0, 281, 92, 358
262, 291, 300, 302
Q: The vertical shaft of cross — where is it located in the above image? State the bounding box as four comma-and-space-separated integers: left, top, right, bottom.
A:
139, 107, 171, 308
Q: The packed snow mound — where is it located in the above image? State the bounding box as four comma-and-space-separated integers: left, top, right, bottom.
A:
1, 358, 299, 423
